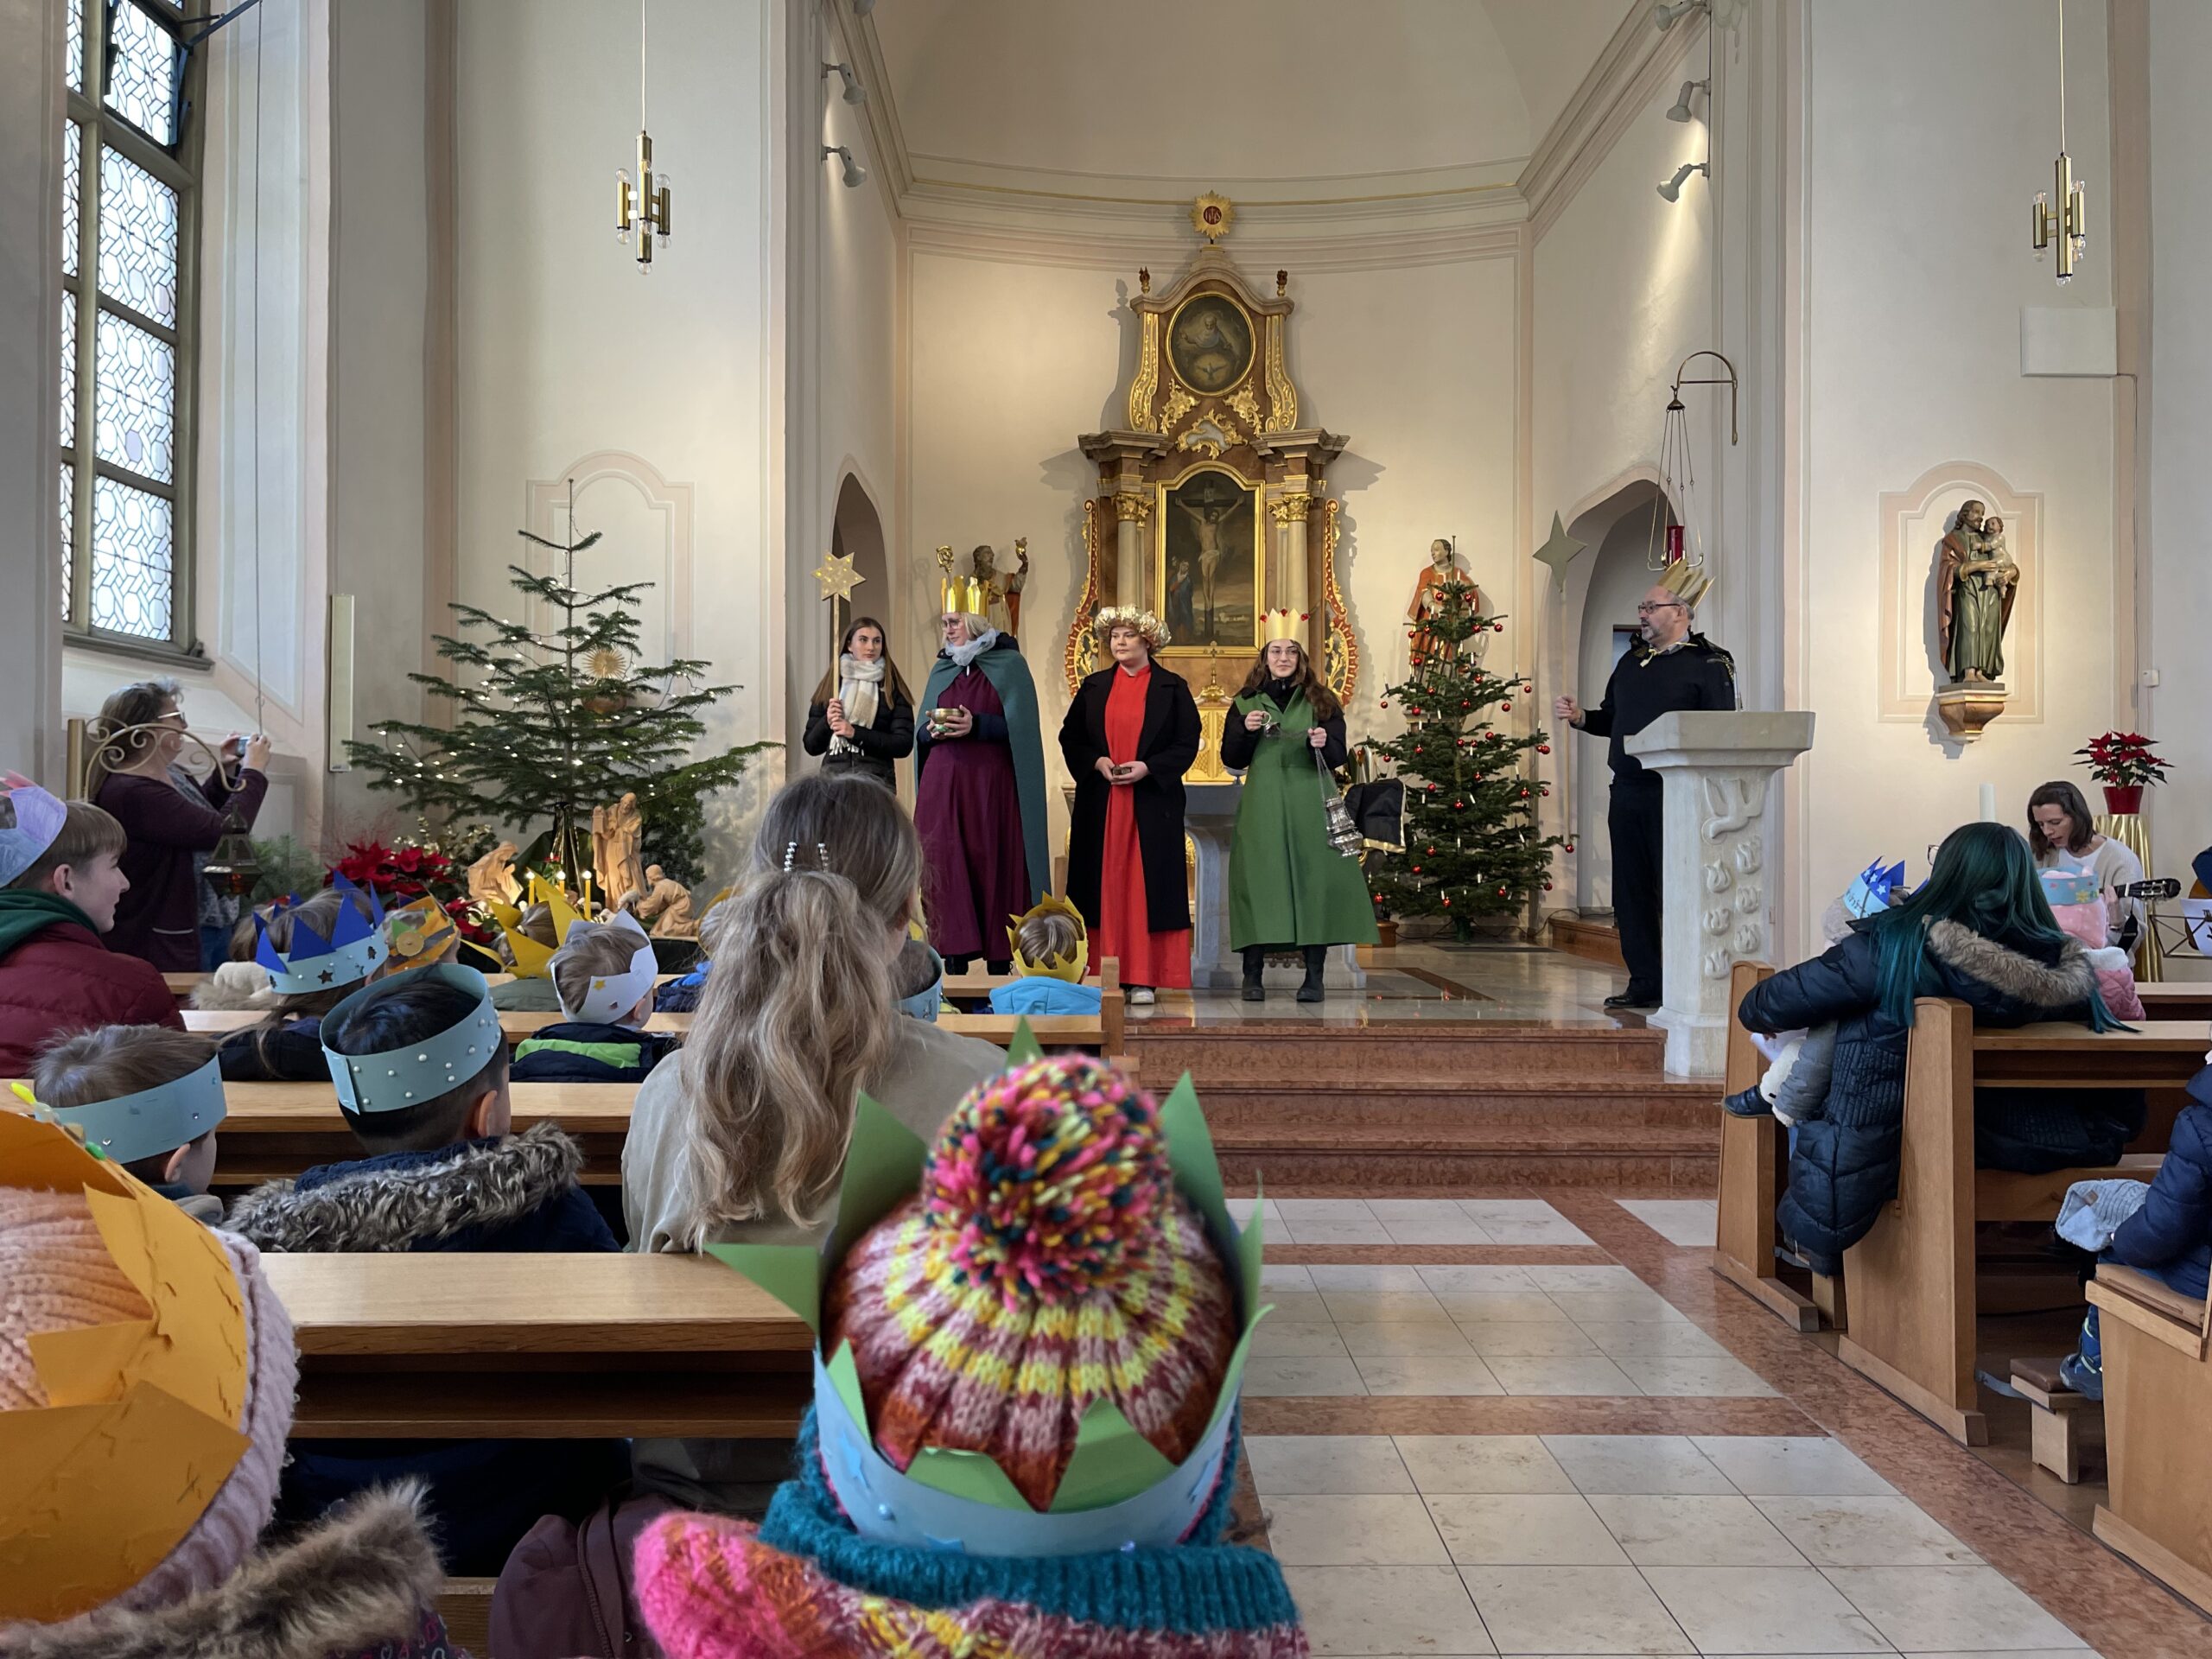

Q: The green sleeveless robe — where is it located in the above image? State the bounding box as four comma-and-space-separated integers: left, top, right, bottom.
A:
1227, 690, 1381, 950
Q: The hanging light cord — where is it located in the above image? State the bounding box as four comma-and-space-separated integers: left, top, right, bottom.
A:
2056, 0, 2067, 154
248, 5, 266, 736
640, 0, 648, 128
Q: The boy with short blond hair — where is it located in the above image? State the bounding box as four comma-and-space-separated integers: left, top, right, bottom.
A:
33, 1024, 226, 1222
509, 911, 676, 1084
0, 779, 180, 1073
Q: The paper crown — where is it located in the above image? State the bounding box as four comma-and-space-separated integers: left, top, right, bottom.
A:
1260, 608, 1308, 646
253, 874, 386, 995
1093, 606, 1170, 648
707, 1026, 1268, 1559
0, 772, 67, 887
493, 873, 588, 980
320, 963, 503, 1116
1657, 556, 1714, 609
1006, 892, 1089, 983
0, 1114, 251, 1622
939, 574, 992, 619
1842, 857, 1907, 920
43, 1052, 227, 1167
2040, 864, 2103, 908
557, 907, 659, 1023
384, 895, 458, 971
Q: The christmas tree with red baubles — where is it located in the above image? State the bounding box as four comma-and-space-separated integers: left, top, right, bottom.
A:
1366, 573, 1562, 939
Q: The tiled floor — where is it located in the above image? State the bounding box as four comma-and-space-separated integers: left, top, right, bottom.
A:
1220, 1186, 2208, 1657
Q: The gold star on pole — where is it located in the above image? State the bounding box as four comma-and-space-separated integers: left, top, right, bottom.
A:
813, 550, 864, 604
1532, 512, 1588, 591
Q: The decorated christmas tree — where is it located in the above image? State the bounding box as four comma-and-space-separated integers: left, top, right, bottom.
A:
1366, 574, 1562, 938
343, 516, 771, 890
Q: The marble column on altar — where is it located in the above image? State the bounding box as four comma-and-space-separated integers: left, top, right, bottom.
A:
1270, 491, 1312, 614
1624, 711, 1816, 1077
1113, 491, 1149, 607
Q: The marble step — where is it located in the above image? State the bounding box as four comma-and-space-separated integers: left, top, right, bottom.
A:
1191, 1080, 1719, 1132
1213, 1123, 1719, 1192
1124, 1023, 1669, 1087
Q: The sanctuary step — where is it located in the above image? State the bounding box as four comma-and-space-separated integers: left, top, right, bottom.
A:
1546, 912, 1627, 969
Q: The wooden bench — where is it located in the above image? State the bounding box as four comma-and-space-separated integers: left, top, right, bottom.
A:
261, 1251, 812, 1439
1713, 962, 1827, 1331
2086, 1262, 2212, 1614
2137, 982, 2212, 1024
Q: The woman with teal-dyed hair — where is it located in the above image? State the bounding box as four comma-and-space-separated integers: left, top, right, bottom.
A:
1736, 821, 2139, 1274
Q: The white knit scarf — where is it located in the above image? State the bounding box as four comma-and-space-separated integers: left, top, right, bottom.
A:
833, 652, 885, 757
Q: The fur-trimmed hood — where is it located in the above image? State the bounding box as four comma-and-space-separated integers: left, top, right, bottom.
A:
1, 1484, 445, 1659
226, 1119, 585, 1253
1924, 918, 2099, 1009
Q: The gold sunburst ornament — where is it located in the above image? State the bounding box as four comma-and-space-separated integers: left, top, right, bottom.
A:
1192, 192, 1234, 243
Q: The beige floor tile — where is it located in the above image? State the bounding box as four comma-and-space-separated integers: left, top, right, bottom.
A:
1383, 1215, 1499, 1245
1357, 1353, 1508, 1396
1821, 1566, 2088, 1652
1283, 1563, 1495, 1656
1480, 1221, 1597, 1246
1252, 1319, 1352, 1358
1586, 1495, 1805, 1567
1690, 1436, 1897, 1497
1280, 1198, 1382, 1220
1459, 1564, 1693, 1654
1614, 1356, 1778, 1397
1243, 1354, 1368, 1397
1420, 1265, 1540, 1294
1895, 1651, 2101, 1658
1338, 1321, 1479, 1357
1487, 1356, 1641, 1396
1287, 1218, 1399, 1246
1262, 1290, 1335, 1322
1571, 1322, 1728, 1358
1642, 1565, 1889, 1654
1459, 1199, 1573, 1224
1311, 1265, 1434, 1293
1433, 1292, 1577, 1324
1265, 1492, 1451, 1566
1365, 1198, 1476, 1220
1245, 1433, 1413, 1496
1752, 1496, 1980, 1566
1615, 1198, 1719, 1247
1544, 1291, 1689, 1324
1395, 1434, 1579, 1495
1542, 1436, 1734, 1495
1456, 1320, 1600, 1357
1427, 1492, 1627, 1565
1262, 1263, 1319, 1290
1230, 1197, 1285, 1229
1523, 1266, 1649, 1292
1324, 1289, 1455, 1325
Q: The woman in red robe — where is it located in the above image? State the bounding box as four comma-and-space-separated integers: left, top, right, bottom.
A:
1058, 609, 1201, 1005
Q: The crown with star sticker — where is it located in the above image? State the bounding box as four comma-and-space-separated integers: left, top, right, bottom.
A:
254, 874, 387, 995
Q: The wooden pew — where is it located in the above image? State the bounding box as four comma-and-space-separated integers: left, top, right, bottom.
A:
2136, 982, 2212, 1024
262, 1251, 812, 1439
941, 957, 1121, 1005
2086, 1263, 2212, 1614
1713, 961, 1822, 1332
1835, 1007, 2203, 1445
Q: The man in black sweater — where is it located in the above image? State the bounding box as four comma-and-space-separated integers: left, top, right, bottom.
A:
1554, 576, 1736, 1010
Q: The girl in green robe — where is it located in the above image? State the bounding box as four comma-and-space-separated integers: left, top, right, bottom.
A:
1221, 631, 1380, 1001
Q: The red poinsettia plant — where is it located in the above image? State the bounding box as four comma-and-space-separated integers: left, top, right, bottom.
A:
2075, 732, 2171, 790
328, 837, 495, 949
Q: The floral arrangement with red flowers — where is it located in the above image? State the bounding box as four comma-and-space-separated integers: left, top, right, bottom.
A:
328, 830, 499, 951
2074, 732, 2171, 790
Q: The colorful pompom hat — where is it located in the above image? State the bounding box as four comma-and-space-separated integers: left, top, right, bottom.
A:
708, 1024, 1269, 1559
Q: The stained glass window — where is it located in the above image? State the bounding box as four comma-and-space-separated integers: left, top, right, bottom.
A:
105, 2, 179, 146
66, 0, 83, 93
93, 310, 175, 483
60, 300, 75, 449
89, 477, 175, 639
60, 466, 74, 620
98, 146, 178, 326
61, 122, 79, 277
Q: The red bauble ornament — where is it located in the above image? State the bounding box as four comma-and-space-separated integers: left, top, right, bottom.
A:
1520, 787, 1530, 798
1497, 886, 1507, 896
1453, 799, 1465, 810
1442, 897, 1452, 907
1380, 698, 1389, 709
1543, 880, 1554, 891
1537, 743, 1551, 754
1501, 701, 1512, 712
1565, 840, 1577, 853
1493, 620, 1504, 632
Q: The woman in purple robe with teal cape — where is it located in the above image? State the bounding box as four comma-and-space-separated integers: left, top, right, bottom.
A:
912, 600, 1050, 973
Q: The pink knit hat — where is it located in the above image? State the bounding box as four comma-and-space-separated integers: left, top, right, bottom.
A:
0, 1123, 296, 1626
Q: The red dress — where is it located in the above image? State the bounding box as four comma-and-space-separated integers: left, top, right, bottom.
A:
1096, 666, 1192, 988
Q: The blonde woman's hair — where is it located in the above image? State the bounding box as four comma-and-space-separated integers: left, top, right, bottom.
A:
669, 773, 919, 1243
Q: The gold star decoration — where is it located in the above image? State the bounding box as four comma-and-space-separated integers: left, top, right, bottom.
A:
1533, 512, 1589, 591
813, 550, 864, 604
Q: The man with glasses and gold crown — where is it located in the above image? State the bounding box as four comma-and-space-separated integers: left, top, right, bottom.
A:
1553, 560, 1736, 1010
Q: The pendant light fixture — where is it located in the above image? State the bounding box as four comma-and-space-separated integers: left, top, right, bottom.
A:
615, 0, 672, 270
2030, 0, 2088, 283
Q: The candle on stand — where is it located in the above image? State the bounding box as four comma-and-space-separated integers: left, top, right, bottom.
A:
1978, 783, 1998, 823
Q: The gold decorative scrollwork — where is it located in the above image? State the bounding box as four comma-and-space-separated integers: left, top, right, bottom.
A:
1065, 499, 1105, 695
1320, 496, 1357, 702
1157, 383, 1196, 432
1264, 315, 1296, 432
1128, 313, 1161, 431
1111, 492, 1152, 524
1268, 492, 1313, 524
1227, 381, 1262, 435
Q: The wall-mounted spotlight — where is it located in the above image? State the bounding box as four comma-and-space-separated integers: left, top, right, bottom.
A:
1651, 0, 1707, 31
1666, 78, 1709, 122
823, 60, 867, 105
823, 143, 867, 188
1657, 160, 1707, 202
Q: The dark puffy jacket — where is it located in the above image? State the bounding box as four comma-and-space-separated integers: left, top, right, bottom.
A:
0, 899, 181, 1075
1738, 918, 2142, 1273
218, 1014, 327, 1082
510, 1018, 677, 1084
2109, 1070, 2212, 1300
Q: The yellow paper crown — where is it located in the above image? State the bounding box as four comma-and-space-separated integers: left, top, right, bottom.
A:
1260, 608, 1307, 645
1006, 892, 1090, 982
1658, 557, 1714, 609
495, 872, 587, 979
939, 574, 992, 619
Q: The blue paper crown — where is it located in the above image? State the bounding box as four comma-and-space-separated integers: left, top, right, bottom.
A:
256, 874, 387, 995
48, 1052, 226, 1166
320, 963, 504, 1116
1842, 857, 1906, 920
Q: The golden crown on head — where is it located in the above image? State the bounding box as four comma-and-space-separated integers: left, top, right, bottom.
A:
1657, 557, 1714, 610
1260, 608, 1308, 646
938, 573, 993, 619
1005, 892, 1090, 982
487, 872, 588, 979
1093, 606, 1169, 649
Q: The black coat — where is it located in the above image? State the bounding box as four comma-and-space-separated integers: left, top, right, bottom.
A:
802, 685, 914, 788
1738, 919, 2141, 1274
1059, 664, 1202, 934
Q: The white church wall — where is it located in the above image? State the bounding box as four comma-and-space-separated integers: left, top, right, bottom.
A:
904, 240, 1522, 867
1797, 0, 2119, 909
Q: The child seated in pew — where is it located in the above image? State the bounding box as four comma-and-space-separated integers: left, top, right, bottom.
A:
216, 880, 388, 1082
2059, 1056, 2212, 1400
225, 963, 626, 1574
893, 934, 946, 1020
988, 893, 1105, 1017
1723, 861, 1890, 1126
2, 1113, 462, 1659
31, 1023, 226, 1224
0, 779, 180, 1075
510, 909, 677, 1084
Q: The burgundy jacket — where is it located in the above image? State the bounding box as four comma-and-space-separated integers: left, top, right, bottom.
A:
0, 910, 181, 1076
95, 766, 268, 972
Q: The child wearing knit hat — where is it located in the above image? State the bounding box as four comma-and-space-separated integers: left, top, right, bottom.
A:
629, 1051, 1309, 1658
0, 1113, 460, 1657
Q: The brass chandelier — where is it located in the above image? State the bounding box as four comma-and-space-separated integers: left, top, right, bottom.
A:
2030, 0, 2087, 283
614, 0, 672, 270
